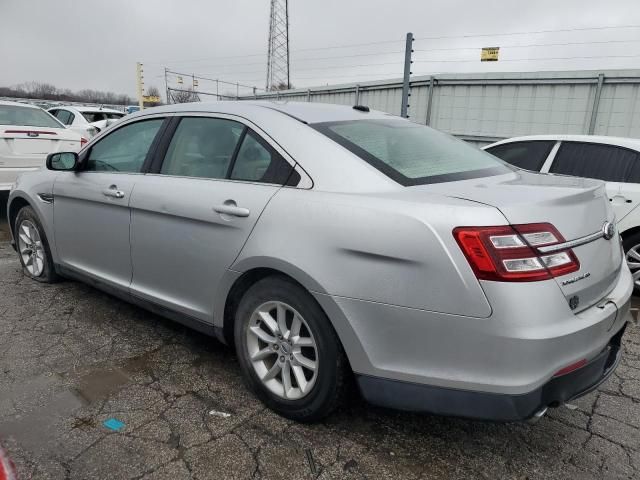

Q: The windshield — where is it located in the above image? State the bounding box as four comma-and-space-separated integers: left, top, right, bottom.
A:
313, 119, 511, 186
0, 105, 63, 128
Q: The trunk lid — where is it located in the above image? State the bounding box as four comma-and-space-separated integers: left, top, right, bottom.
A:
0, 126, 81, 168
422, 170, 622, 311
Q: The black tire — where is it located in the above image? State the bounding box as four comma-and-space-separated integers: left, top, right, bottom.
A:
234, 275, 349, 422
623, 231, 640, 293
14, 205, 60, 283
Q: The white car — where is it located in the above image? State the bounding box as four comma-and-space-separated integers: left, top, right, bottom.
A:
484, 135, 640, 287
0, 100, 85, 191
47, 105, 125, 138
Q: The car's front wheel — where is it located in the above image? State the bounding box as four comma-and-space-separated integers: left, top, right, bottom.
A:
234, 275, 349, 422
14, 206, 59, 283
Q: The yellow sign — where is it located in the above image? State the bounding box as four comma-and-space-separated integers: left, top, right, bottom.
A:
193, 79, 199, 87
481, 47, 499, 62
177, 76, 183, 84
142, 95, 161, 102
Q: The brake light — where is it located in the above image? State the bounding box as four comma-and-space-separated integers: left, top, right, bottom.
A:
80, 137, 88, 148
453, 223, 580, 282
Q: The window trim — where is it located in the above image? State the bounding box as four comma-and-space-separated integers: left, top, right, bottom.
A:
548, 140, 640, 183
149, 113, 311, 188
78, 116, 169, 175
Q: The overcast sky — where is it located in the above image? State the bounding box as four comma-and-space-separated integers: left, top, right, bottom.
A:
2, 0, 640, 99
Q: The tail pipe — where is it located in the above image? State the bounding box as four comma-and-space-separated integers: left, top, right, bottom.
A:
526, 407, 548, 425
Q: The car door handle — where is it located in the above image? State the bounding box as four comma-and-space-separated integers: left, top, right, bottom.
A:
213, 203, 250, 217
102, 186, 125, 199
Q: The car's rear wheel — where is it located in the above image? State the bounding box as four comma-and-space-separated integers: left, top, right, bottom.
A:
15, 206, 59, 283
623, 232, 640, 291
234, 275, 349, 422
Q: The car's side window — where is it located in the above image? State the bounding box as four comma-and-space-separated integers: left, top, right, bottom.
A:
66, 112, 75, 125
56, 110, 72, 125
85, 119, 163, 173
485, 141, 555, 171
550, 142, 639, 183
230, 130, 297, 184
160, 117, 245, 179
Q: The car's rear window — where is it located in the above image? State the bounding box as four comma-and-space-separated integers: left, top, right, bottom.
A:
313, 119, 511, 186
0, 105, 63, 128
81, 112, 105, 123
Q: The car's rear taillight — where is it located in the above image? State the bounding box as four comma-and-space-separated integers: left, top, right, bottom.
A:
80, 137, 88, 148
453, 223, 579, 282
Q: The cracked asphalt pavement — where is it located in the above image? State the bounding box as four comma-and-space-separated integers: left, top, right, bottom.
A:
1, 192, 640, 479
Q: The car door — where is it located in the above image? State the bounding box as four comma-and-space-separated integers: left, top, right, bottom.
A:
548, 141, 639, 221
53, 116, 166, 289
129, 114, 299, 322
484, 140, 557, 172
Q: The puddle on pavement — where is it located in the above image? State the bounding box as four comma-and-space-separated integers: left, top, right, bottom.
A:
0, 352, 155, 452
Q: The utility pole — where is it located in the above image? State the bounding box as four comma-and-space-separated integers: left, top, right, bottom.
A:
136, 62, 145, 110
400, 33, 414, 119
266, 0, 290, 91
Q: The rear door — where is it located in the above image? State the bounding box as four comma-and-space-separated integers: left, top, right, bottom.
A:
485, 140, 557, 172
549, 141, 639, 221
129, 114, 298, 321
53, 117, 166, 289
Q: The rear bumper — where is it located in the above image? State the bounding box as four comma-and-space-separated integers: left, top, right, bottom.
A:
357, 322, 626, 421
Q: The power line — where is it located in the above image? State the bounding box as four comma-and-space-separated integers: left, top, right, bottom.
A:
194, 60, 404, 77
413, 53, 640, 64
147, 24, 640, 67
162, 50, 405, 71
167, 37, 640, 74
413, 24, 640, 41
414, 38, 640, 52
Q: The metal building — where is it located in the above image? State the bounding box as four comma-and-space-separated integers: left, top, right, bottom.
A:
242, 69, 640, 146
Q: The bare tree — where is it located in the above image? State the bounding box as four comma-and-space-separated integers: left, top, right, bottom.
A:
170, 88, 200, 104
0, 82, 134, 105
144, 86, 163, 107
269, 81, 292, 91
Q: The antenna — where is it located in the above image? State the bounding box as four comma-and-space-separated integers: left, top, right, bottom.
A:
266, 0, 290, 91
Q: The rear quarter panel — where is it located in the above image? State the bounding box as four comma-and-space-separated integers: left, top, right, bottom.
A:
232, 187, 505, 318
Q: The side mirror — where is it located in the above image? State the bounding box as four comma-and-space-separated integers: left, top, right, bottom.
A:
46, 152, 78, 171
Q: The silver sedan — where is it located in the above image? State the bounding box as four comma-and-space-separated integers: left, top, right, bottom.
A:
6, 101, 632, 422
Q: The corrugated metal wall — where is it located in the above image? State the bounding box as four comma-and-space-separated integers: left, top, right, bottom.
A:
242, 70, 640, 146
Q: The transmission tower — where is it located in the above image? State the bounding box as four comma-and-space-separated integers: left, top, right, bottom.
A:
266, 0, 290, 91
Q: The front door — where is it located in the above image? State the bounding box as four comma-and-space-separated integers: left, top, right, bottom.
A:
129, 116, 297, 321
53, 118, 165, 289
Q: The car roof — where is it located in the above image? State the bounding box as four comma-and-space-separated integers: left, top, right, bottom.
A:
135, 100, 392, 124
51, 105, 124, 114
0, 100, 41, 109
485, 134, 640, 151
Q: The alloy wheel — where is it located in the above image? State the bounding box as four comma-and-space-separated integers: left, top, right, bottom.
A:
17, 219, 45, 277
246, 301, 318, 400
626, 244, 640, 288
